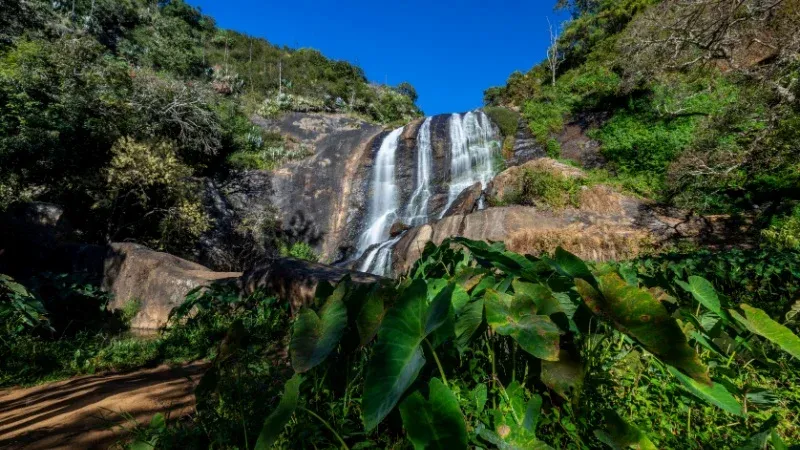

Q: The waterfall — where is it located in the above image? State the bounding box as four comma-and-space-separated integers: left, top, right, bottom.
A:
357, 127, 404, 272
441, 111, 497, 216
403, 117, 433, 227
357, 110, 499, 276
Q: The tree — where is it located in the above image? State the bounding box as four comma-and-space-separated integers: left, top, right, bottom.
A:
555, 0, 601, 16
395, 81, 418, 103
546, 18, 565, 87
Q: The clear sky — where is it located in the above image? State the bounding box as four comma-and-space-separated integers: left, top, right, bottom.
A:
187, 1, 569, 115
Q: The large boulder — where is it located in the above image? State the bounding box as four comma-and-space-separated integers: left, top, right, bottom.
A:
442, 182, 482, 217
102, 243, 241, 330
241, 257, 384, 313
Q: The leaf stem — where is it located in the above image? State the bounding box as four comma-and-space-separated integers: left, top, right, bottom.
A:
424, 338, 448, 387
300, 407, 350, 450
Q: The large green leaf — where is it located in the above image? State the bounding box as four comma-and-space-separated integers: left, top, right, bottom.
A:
676, 276, 731, 322
362, 280, 451, 431
667, 366, 744, 417
575, 274, 710, 384
594, 410, 657, 450
485, 289, 561, 361
355, 285, 386, 346
512, 280, 562, 316
452, 238, 535, 274
255, 374, 303, 450
545, 247, 595, 286
541, 349, 584, 400
290, 282, 349, 373
455, 298, 484, 352
730, 304, 800, 359
399, 378, 467, 450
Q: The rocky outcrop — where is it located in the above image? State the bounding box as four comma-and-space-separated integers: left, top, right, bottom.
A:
392, 159, 753, 275
102, 243, 241, 329
241, 257, 384, 313
263, 113, 384, 263
442, 182, 482, 216
506, 118, 546, 167
200, 171, 277, 271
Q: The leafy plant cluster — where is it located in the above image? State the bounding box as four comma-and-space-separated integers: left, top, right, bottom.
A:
222, 238, 799, 449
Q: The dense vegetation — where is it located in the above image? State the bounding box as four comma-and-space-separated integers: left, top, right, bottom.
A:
485, 0, 800, 247
6, 239, 793, 448
0, 0, 421, 259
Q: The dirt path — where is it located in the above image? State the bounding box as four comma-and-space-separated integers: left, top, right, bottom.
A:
0, 362, 209, 450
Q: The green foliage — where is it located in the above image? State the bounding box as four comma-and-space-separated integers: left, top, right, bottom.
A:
255, 374, 303, 450
484, 106, 520, 137
220, 238, 798, 449
290, 283, 348, 372
399, 378, 467, 449
0, 0, 420, 261
485, 0, 799, 231
762, 206, 800, 251
0, 273, 50, 335
279, 241, 320, 262
499, 167, 582, 209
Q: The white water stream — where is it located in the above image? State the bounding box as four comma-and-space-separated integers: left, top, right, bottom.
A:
358, 111, 499, 276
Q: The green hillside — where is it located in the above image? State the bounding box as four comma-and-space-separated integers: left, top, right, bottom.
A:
486, 0, 800, 248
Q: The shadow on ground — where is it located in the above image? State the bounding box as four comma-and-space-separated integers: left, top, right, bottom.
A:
0, 362, 208, 450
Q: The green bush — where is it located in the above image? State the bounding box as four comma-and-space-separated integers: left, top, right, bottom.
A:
545, 138, 561, 158
503, 168, 580, 209
484, 106, 519, 137
279, 241, 319, 262
762, 205, 800, 251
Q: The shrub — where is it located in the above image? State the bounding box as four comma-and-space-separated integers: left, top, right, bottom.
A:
545, 138, 561, 158
279, 241, 319, 262
504, 168, 580, 209
762, 206, 800, 251
484, 106, 519, 137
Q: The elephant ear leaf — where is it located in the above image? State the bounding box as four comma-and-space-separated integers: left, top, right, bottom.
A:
485, 289, 561, 361
594, 410, 657, 450
730, 304, 800, 359
676, 276, 732, 322
254, 374, 303, 450
546, 247, 595, 286
363, 280, 452, 431
355, 285, 388, 346
399, 378, 467, 450
575, 273, 710, 385
290, 282, 349, 373
668, 366, 744, 417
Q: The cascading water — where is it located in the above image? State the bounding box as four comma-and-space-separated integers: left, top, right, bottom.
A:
403, 117, 433, 227
357, 127, 404, 273
441, 110, 497, 215
357, 110, 499, 276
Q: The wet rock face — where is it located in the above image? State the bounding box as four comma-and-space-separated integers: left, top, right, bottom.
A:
506, 117, 546, 167
427, 114, 455, 217
264, 113, 384, 263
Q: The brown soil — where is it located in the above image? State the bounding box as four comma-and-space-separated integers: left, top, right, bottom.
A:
0, 362, 208, 450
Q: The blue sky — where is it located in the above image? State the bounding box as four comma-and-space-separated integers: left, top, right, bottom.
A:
188, 1, 569, 115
